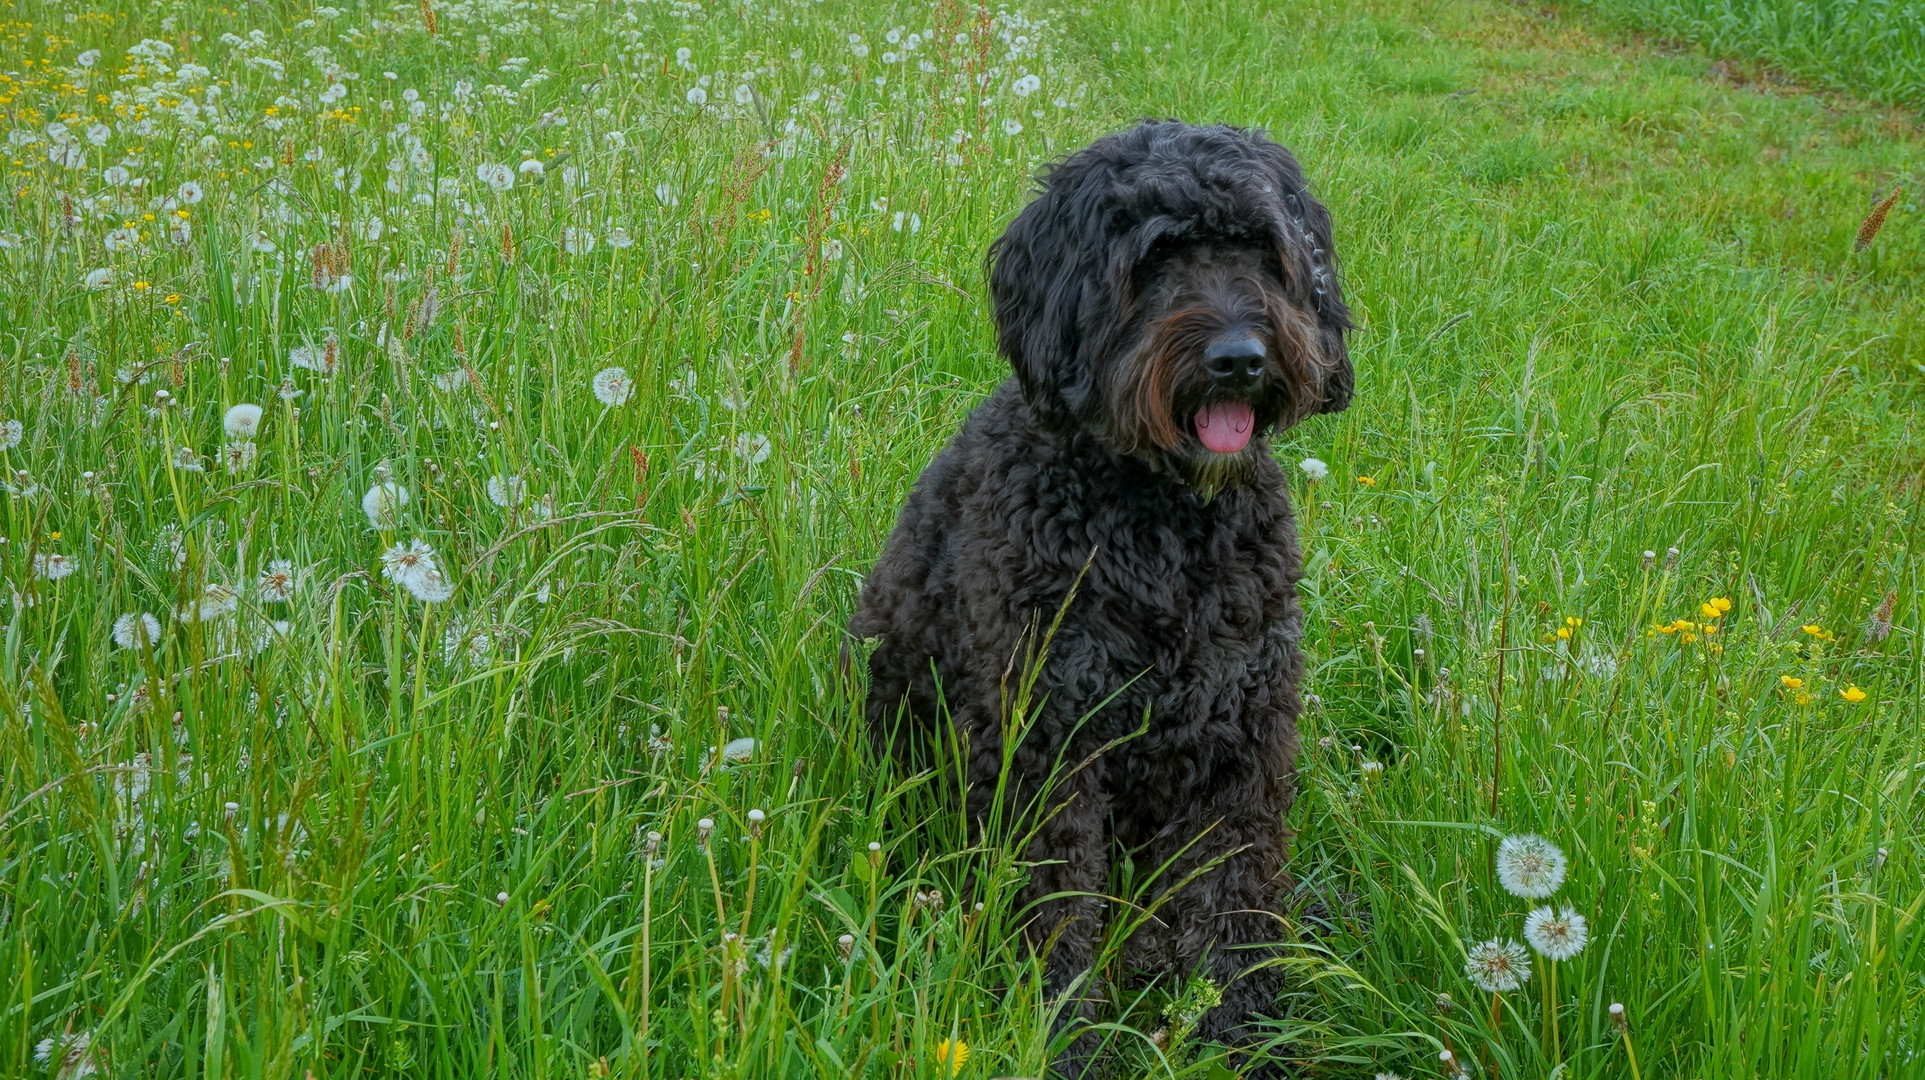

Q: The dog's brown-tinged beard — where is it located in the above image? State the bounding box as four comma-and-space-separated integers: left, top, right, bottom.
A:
1108, 292, 1332, 496
1109, 305, 1222, 457
1260, 291, 1339, 425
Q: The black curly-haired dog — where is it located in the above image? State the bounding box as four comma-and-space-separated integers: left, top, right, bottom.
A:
850, 120, 1351, 1071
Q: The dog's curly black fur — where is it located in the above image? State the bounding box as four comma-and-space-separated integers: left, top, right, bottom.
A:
850, 121, 1352, 1072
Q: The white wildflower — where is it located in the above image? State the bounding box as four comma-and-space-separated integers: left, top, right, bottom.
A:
409, 566, 454, 603
486, 473, 526, 507
1523, 906, 1589, 961
289, 338, 339, 377
113, 612, 163, 650
257, 559, 297, 602
188, 583, 240, 621
34, 553, 76, 581
361, 481, 409, 529
1496, 834, 1568, 899
223, 403, 263, 437
591, 367, 633, 406
1464, 937, 1531, 993
381, 539, 439, 589
734, 433, 772, 466
475, 162, 514, 193
222, 440, 258, 475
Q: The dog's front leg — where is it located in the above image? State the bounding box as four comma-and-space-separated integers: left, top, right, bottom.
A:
998, 756, 1110, 1078
1139, 772, 1293, 1073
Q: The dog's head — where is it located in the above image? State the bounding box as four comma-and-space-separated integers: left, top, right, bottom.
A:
987, 121, 1352, 493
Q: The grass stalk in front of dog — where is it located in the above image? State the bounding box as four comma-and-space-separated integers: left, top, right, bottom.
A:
0, 0, 1920, 1075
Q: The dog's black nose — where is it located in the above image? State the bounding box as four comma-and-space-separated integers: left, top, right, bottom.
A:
1203, 336, 1266, 387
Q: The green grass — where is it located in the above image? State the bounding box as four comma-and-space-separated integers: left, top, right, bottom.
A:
0, 0, 1922, 1076
1571, 0, 1925, 111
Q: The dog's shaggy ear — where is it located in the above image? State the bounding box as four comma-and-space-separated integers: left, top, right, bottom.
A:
985, 151, 1130, 428
1253, 136, 1354, 416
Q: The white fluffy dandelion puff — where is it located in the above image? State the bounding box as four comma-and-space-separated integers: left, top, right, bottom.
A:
223, 403, 264, 437
33, 1030, 100, 1079
222, 440, 259, 475
1523, 906, 1589, 961
734, 433, 772, 466
475, 162, 515, 193
381, 539, 439, 590
362, 481, 410, 529
591, 366, 633, 406
34, 553, 76, 581
1464, 937, 1532, 993
182, 583, 240, 622
257, 559, 297, 602
1496, 833, 1568, 899
486, 473, 526, 507
1299, 457, 1330, 482
112, 612, 163, 650
0, 418, 22, 451
408, 566, 454, 603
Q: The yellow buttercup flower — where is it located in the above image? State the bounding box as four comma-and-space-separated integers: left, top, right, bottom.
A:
934, 1038, 969, 1075
1780, 675, 1804, 690
1356, 475, 1376, 487
1842, 686, 1867, 703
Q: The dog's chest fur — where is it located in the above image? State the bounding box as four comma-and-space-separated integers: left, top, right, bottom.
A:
858, 381, 1305, 770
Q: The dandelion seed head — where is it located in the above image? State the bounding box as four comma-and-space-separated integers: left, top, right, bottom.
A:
486, 473, 526, 507
1495, 833, 1567, 899
257, 559, 297, 602
1464, 937, 1531, 993
592, 366, 633, 406
33, 552, 75, 581
381, 539, 439, 589
1523, 905, 1589, 961
223, 403, 264, 437
112, 612, 163, 649
1299, 457, 1329, 482
362, 481, 409, 529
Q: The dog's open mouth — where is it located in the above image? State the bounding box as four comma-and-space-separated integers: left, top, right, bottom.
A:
1194, 401, 1255, 454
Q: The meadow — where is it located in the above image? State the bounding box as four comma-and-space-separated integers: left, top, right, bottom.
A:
0, 0, 1921, 1075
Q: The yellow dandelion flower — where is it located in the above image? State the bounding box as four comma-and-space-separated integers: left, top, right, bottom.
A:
934, 1038, 969, 1075
1842, 686, 1867, 703
1356, 475, 1376, 487
1780, 675, 1804, 690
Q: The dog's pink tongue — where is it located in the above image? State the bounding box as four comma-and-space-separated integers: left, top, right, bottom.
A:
1195, 401, 1255, 454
